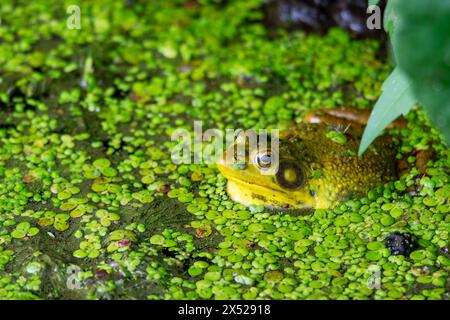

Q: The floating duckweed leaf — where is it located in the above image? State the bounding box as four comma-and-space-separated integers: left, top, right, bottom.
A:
73, 249, 87, 259
237, 210, 251, 219
95, 209, 108, 218
0, 1, 448, 300
167, 189, 180, 198
204, 272, 221, 281
222, 210, 236, 219
349, 213, 364, 222
186, 204, 201, 214
366, 251, 382, 261
54, 214, 70, 231
191, 171, 203, 182
107, 230, 137, 243
70, 205, 87, 218
262, 223, 277, 233
296, 239, 314, 247
435, 187, 449, 199
60, 200, 78, 211
188, 266, 202, 277
141, 175, 155, 184
328, 249, 343, 257
178, 176, 192, 187
92, 182, 108, 193
96, 210, 120, 227
0, 249, 14, 268
381, 214, 395, 226
11, 221, 39, 239
83, 164, 100, 179
235, 274, 253, 285
107, 242, 120, 252
264, 96, 285, 115
334, 216, 350, 227
423, 197, 438, 207
194, 261, 209, 269
416, 276, 432, 284
367, 242, 385, 251
286, 229, 306, 241
102, 167, 118, 177
437, 256, 450, 267
57, 191, 72, 200
218, 248, 233, 257
194, 224, 212, 238
197, 288, 212, 299
394, 181, 407, 191
11, 222, 30, 239
264, 271, 283, 284
228, 254, 243, 263
410, 250, 426, 260
150, 234, 165, 245
107, 184, 122, 193
326, 131, 347, 145
93, 158, 111, 169
164, 239, 177, 247
390, 207, 404, 218
248, 223, 263, 232
28, 227, 39, 236
37, 211, 56, 227
132, 190, 154, 203
249, 205, 265, 213
178, 194, 194, 203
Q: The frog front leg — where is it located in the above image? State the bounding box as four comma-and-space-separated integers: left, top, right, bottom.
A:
303, 107, 407, 128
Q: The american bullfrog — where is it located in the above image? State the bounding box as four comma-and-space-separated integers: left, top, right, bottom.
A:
217, 108, 405, 209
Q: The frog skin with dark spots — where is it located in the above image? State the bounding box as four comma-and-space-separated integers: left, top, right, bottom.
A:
217, 108, 401, 209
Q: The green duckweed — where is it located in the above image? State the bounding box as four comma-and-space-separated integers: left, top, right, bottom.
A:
0, 0, 448, 301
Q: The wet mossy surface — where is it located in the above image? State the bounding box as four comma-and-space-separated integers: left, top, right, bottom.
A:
0, 0, 449, 300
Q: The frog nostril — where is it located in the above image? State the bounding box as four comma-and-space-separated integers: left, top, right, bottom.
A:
233, 162, 247, 170
233, 142, 250, 163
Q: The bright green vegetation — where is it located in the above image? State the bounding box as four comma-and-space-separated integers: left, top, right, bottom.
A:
360, 0, 450, 155
0, 0, 449, 300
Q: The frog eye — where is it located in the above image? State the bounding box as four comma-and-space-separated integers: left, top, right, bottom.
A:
276, 161, 305, 190
255, 150, 272, 168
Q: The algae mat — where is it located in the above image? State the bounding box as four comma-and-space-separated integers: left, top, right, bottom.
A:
0, 0, 448, 300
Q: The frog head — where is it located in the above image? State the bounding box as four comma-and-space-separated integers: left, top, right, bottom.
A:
216, 135, 321, 209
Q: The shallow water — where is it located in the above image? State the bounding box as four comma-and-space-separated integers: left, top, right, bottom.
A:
0, 0, 448, 300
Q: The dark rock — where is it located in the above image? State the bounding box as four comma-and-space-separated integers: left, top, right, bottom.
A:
159, 184, 171, 193
384, 232, 417, 256
263, 0, 386, 39
118, 239, 131, 247
95, 269, 109, 279
331, 0, 368, 34
264, 0, 332, 32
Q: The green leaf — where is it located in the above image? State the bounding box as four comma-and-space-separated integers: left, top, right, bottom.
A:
392, 0, 450, 145
368, 0, 380, 6
383, 0, 399, 35
359, 68, 416, 155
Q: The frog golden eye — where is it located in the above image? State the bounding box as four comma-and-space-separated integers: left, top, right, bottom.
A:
256, 151, 272, 168
276, 161, 305, 190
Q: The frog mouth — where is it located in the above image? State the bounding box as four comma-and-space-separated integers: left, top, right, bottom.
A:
224, 177, 315, 209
